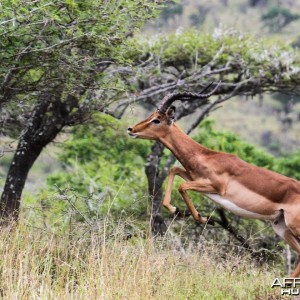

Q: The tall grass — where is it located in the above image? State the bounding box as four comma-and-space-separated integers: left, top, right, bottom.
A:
0, 219, 282, 300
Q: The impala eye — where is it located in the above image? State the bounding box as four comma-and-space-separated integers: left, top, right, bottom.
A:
152, 119, 160, 124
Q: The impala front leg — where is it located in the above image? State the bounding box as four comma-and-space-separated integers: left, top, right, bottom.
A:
163, 166, 191, 215
178, 180, 218, 224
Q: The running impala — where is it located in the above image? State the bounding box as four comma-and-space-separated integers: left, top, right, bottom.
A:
128, 84, 300, 277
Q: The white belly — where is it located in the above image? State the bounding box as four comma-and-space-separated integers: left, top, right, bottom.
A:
204, 193, 278, 220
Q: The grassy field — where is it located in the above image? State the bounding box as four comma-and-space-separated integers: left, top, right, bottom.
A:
0, 218, 283, 300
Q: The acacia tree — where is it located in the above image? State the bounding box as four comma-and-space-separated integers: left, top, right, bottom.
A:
120, 29, 300, 234
0, 0, 161, 219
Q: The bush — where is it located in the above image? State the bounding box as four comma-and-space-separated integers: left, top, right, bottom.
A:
24, 114, 151, 228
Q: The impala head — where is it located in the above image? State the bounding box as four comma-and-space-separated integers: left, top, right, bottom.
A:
127, 107, 176, 140
127, 81, 220, 140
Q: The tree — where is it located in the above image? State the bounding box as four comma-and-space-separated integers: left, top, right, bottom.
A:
119, 29, 300, 234
249, 0, 267, 7
261, 6, 300, 33
189, 4, 210, 28
159, 1, 183, 25
0, 0, 161, 219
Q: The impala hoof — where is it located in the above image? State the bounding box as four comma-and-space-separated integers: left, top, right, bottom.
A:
174, 207, 191, 218
206, 216, 215, 226
198, 214, 215, 225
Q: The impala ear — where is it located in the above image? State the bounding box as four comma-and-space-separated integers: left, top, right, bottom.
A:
166, 106, 176, 125
166, 106, 176, 123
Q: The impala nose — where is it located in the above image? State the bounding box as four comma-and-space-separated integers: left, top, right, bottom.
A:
127, 127, 133, 132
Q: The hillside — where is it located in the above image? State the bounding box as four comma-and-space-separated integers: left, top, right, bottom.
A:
153, 0, 300, 41
146, 0, 300, 155
209, 95, 300, 155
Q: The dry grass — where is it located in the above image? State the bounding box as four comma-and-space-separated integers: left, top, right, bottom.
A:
0, 220, 282, 300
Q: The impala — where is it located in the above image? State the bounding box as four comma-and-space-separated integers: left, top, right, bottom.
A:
128, 84, 300, 277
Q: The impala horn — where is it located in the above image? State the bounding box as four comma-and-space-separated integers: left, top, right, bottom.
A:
157, 81, 221, 114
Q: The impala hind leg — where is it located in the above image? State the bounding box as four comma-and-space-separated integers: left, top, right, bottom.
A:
162, 167, 191, 215
283, 208, 300, 238
272, 210, 300, 277
178, 180, 218, 225
284, 208, 300, 277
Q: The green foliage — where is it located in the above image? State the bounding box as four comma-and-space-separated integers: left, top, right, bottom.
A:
0, 0, 160, 66
0, 0, 162, 135
39, 114, 151, 222
135, 28, 300, 85
261, 6, 300, 32
275, 150, 300, 180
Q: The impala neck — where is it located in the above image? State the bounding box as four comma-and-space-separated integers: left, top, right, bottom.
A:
158, 123, 212, 167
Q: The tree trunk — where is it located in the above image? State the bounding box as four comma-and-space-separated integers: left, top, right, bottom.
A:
145, 141, 167, 236
0, 95, 66, 220
0, 140, 43, 219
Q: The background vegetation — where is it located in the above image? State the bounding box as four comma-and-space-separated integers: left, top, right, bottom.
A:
1, 0, 300, 298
